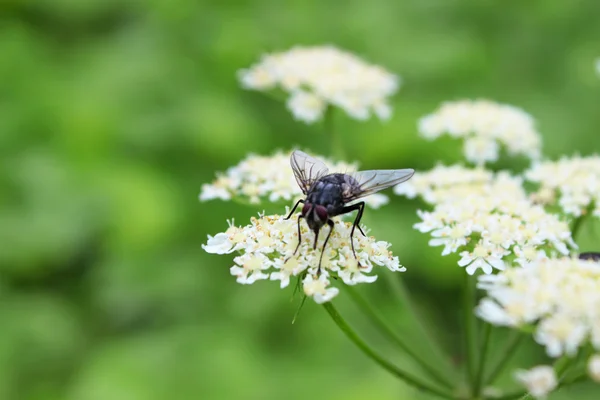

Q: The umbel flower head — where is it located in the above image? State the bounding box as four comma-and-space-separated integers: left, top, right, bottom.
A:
393, 164, 494, 205
202, 213, 404, 303
477, 257, 600, 359
418, 99, 542, 165
238, 45, 399, 123
199, 150, 388, 208
405, 170, 575, 274
525, 154, 600, 218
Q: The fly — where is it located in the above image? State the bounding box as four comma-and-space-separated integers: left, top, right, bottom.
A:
285, 150, 414, 272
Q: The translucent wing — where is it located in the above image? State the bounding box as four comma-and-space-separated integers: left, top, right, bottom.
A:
343, 169, 415, 202
290, 150, 330, 194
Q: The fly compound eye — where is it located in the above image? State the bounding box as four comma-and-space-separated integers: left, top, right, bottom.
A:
315, 205, 328, 221
302, 202, 312, 216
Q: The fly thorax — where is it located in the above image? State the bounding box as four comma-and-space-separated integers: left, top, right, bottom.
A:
341, 182, 353, 199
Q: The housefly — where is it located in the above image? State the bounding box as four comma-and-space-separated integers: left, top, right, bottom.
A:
285, 150, 414, 272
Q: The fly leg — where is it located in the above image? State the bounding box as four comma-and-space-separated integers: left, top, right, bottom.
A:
285, 199, 305, 220
287, 215, 304, 262
335, 201, 365, 266
284, 199, 305, 263
317, 219, 335, 274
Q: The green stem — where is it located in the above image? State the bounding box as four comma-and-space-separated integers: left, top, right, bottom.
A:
485, 331, 524, 386
463, 273, 477, 392
473, 323, 491, 397
384, 272, 457, 380
322, 302, 456, 400
344, 286, 454, 389
323, 106, 344, 160
554, 355, 571, 378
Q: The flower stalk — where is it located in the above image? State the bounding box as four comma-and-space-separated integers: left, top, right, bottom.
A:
324, 106, 345, 160
463, 272, 477, 392
322, 302, 456, 399
384, 272, 457, 380
473, 322, 492, 397
485, 331, 524, 386
344, 285, 454, 389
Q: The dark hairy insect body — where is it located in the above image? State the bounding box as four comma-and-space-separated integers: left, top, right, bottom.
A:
304, 173, 354, 227
285, 150, 414, 273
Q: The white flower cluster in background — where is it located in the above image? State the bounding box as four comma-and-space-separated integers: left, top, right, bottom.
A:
202, 213, 404, 303
477, 257, 600, 360
515, 366, 557, 399
238, 45, 399, 123
418, 100, 542, 165
589, 354, 600, 382
525, 154, 600, 218
408, 171, 574, 274
199, 150, 388, 208
393, 164, 494, 204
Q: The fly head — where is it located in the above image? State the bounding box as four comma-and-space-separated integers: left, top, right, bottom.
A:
302, 202, 329, 233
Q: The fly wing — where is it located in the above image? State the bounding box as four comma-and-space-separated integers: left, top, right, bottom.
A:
343, 169, 415, 202
290, 150, 330, 194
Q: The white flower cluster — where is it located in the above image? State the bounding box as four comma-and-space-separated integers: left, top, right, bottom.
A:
418, 100, 542, 165
199, 150, 388, 208
408, 171, 574, 274
477, 257, 600, 360
203, 213, 404, 303
393, 164, 494, 204
515, 366, 557, 399
525, 155, 600, 218
238, 45, 399, 123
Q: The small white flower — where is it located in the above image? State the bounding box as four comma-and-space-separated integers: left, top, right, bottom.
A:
202, 233, 235, 254
373, 100, 393, 120
199, 184, 231, 201
515, 366, 557, 399
458, 243, 506, 275
418, 100, 541, 165
477, 257, 600, 358
270, 257, 305, 288
335, 253, 378, 285
231, 253, 271, 284
302, 274, 339, 304
534, 313, 588, 357
238, 65, 277, 90
203, 213, 405, 303
429, 224, 471, 256
238, 45, 399, 123
199, 150, 389, 209
513, 245, 548, 267
286, 90, 327, 123
588, 354, 600, 382
525, 154, 600, 218
464, 136, 500, 165
475, 298, 516, 326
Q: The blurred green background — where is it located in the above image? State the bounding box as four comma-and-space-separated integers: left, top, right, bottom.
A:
1, 0, 600, 399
